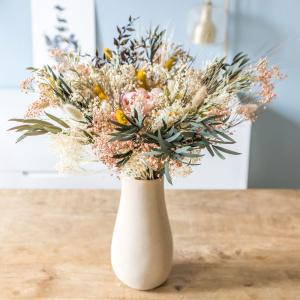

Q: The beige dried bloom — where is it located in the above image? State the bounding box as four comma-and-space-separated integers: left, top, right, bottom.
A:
191, 86, 208, 109
236, 103, 258, 121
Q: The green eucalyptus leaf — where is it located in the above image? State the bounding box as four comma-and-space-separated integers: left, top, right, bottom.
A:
10, 118, 60, 129
212, 146, 226, 159
16, 130, 48, 143
178, 152, 203, 158
144, 133, 159, 142
166, 132, 181, 143
214, 130, 236, 143
157, 129, 170, 153
205, 144, 215, 157
175, 146, 191, 154
45, 112, 69, 128
213, 145, 241, 155
143, 150, 163, 157
8, 125, 33, 132
109, 134, 135, 142
113, 150, 132, 159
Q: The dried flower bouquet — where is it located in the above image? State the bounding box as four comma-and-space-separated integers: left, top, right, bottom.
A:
10, 17, 283, 184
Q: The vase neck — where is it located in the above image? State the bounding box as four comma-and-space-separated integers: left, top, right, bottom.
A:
120, 177, 165, 206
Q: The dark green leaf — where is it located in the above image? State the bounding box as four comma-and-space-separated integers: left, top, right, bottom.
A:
213, 145, 241, 155
215, 130, 235, 143
212, 146, 225, 159
166, 132, 181, 143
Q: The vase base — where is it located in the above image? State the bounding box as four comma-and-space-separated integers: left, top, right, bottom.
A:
112, 267, 171, 291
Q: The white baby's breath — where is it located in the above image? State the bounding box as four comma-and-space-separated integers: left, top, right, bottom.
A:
49, 129, 91, 173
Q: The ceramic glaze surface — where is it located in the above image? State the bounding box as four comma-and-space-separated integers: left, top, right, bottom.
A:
111, 177, 173, 290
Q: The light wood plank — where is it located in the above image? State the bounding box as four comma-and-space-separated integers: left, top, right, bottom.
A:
0, 190, 300, 299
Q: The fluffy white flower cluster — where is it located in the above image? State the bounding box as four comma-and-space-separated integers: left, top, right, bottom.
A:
49, 129, 92, 173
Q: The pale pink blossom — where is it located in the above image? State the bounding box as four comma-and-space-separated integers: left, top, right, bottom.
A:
91, 107, 114, 135
93, 134, 133, 168
20, 77, 33, 93
76, 64, 91, 76
139, 142, 160, 171
255, 58, 285, 104
121, 88, 154, 116
25, 98, 50, 118
48, 48, 64, 61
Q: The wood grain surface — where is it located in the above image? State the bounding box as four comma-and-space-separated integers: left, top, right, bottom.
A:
0, 189, 300, 299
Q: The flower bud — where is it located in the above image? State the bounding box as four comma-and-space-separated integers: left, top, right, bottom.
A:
63, 104, 85, 121
191, 86, 207, 109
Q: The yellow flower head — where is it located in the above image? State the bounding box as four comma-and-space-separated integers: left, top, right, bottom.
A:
48, 76, 56, 87
103, 47, 112, 61
164, 56, 176, 71
135, 67, 147, 88
93, 84, 107, 100
115, 109, 128, 125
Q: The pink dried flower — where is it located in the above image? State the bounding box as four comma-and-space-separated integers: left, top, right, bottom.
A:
121, 88, 154, 116
25, 98, 50, 118
20, 77, 33, 93
255, 58, 285, 104
139, 142, 161, 171
48, 48, 64, 61
93, 134, 133, 168
76, 64, 91, 76
170, 159, 183, 169
91, 107, 114, 135
207, 107, 230, 118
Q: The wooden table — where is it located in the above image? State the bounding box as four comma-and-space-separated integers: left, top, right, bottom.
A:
0, 190, 300, 299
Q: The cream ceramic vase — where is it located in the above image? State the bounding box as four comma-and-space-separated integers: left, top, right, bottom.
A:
111, 177, 173, 290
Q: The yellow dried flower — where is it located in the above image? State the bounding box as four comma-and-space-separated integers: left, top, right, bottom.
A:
103, 47, 112, 60
49, 77, 56, 86
136, 67, 147, 88
115, 109, 128, 125
164, 56, 176, 70
93, 84, 107, 100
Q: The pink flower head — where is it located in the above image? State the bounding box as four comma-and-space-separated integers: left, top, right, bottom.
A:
76, 64, 91, 76
121, 88, 154, 116
255, 58, 285, 104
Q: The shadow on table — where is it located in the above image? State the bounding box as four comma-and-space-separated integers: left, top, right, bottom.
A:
154, 255, 300, 294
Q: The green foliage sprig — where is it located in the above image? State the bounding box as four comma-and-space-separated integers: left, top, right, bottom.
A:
140, 26, 166, 64
201, 52, 251, 95
109, 109, 145, 167
8, 113, 69, 143
109, 112, 240, 184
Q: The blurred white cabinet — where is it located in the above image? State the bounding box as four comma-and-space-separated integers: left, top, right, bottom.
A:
0, 89, 251, 189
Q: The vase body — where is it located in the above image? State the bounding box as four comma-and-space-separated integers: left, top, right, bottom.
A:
111, 177, 173, 290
